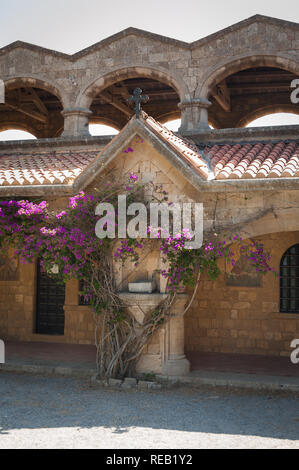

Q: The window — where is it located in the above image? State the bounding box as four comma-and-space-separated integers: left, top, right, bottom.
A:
280, 244, 299, 313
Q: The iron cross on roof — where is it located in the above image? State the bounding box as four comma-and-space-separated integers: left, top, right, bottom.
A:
128, 88, 149, 119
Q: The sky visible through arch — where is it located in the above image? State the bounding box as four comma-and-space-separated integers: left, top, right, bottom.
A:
0, 0, 299, 140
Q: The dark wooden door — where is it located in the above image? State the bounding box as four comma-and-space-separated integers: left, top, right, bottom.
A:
36, 262, 65, 335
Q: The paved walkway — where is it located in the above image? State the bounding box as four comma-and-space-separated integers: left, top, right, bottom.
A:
186, 351, 299, 377
1, 341, 299, 391
1, 340, 97, 376
3, 341, 299, 376
4, 340, 96, 366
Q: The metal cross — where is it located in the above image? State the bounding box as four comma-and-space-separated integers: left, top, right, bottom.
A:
128, 88, 149, 118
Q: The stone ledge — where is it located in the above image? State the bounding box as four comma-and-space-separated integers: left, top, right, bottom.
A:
184, 125, 299, 145
91, 375, 162, 391
156, 371, 299, 393
0, 135, 114, 152
0, 362, 95, 377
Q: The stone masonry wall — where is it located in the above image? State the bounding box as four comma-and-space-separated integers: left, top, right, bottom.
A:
0, 16, 298, 134
185, 231, 299, 357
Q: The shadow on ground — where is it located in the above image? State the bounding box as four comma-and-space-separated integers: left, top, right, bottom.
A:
0, 371, 298, 443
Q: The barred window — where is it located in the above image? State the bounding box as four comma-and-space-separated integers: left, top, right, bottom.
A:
78, 279, 91, 305
280, 244, 299, 314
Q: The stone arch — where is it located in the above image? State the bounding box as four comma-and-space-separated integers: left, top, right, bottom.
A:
238, 207, 299, 242
207, 116, 221, 129
4, 75, 65, 107
0, 122, 38, 138
199, 54, 299, 99
89, 117, 122, 131
76, 65, 187, 109
237, 104, 299, 128
1, 76, 65, 138
156, 110, 181, 125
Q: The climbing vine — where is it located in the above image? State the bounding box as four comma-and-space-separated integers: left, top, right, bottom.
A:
0, 172, 275, 379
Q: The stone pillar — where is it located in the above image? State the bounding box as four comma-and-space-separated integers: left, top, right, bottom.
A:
162, 294, 190, 376
61, 107, 92, 137
198, 99, 211, 130
178, 98, 211, 133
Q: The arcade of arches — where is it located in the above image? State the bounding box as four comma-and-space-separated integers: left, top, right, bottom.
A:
0, 67, 298, 139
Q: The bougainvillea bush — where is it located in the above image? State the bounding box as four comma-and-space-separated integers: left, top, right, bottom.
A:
0, 174, 275, 378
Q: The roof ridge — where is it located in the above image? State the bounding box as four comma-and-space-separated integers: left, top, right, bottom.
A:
143, 114, 211, 180
143, 114, 198, 150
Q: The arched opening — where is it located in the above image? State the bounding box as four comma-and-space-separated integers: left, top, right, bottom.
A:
164, 118, 214, 132
0, 129, 37, 140
245, 112, 299, 128
87, 75, 181, 131
163, 118, 181, 132
89, 123, 119, 136
0, 80, 64, 138
205, 65, 299, 129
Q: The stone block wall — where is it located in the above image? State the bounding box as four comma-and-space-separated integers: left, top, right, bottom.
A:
0, 262, 95, 344
185, 231, 299, 357
0, 261, 36, 341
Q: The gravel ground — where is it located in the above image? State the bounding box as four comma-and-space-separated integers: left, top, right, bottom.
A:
0, 371, 298, 449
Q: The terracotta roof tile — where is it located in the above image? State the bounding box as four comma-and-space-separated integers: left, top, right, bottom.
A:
208, 141, 299, 179
0, 150, 99, 186
1, 115, 299, 188
144, 115, 211, 180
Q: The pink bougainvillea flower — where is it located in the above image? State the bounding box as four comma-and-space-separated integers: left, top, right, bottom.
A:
123, 147, 134, 154
129, 173, 138, 182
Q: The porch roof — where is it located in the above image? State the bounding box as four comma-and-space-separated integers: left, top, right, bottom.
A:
207, 141, 299, 179
0, 150, 99, 187
0, 115, 299, 195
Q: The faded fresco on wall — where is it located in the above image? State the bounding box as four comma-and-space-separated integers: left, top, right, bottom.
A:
226, 252, 261, 287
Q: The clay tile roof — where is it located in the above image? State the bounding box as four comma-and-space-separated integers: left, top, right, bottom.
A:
144, 115, 211, 180
0, 150, 99, 186
1, 116, 299, 188
208, 141, 299, 180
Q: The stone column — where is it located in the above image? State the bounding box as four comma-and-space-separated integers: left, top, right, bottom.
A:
198, 98, 211, 130
178, 98, 211, 133
61, 107, 92, 137
162, 294, 190, 376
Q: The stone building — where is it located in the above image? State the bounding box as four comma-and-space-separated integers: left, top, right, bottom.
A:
0, 14, 299, 375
